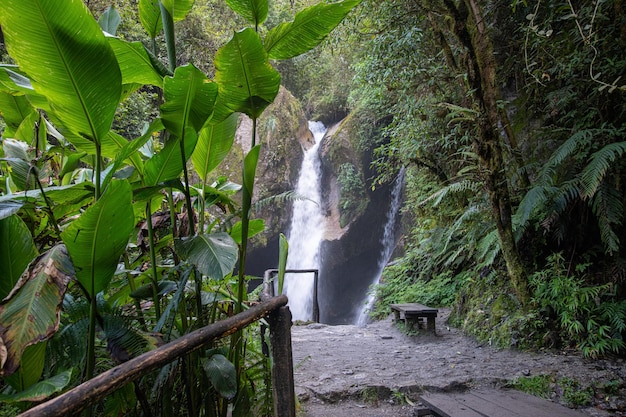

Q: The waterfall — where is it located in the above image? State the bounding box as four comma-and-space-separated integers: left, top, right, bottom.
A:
283, 121, 327, 321
356, 167, 405, 325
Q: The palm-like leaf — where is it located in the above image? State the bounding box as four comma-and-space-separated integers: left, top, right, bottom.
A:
0, 244, 73, 376
0, 215, 38, 299
264, 0, 361, 60
60, 180, 134, 295
192, 113, 238, 181
591, 183, 623, 254
0, 0, 122, 145
214, 28, 280, 120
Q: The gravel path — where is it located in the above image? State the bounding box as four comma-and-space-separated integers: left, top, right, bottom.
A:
290, 309, 626, 416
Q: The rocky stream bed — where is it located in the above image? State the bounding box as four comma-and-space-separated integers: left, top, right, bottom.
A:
290, 309, 626, 417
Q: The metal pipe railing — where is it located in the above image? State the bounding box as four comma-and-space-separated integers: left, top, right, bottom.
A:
264, 268, 319, 322
18, 295, 291, 417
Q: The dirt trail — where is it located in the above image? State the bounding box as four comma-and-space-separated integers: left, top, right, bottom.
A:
290, 309, 626, 417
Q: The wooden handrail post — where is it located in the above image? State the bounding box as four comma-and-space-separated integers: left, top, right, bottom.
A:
268, 306, 296, 417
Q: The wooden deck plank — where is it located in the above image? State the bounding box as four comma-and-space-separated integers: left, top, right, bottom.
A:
420, 389, 588, 417
419, 392, 487, 417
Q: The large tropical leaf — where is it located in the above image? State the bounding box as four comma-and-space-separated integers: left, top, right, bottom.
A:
225, 0, 268, 27
0, 369, 72, 403
0, 244, 73, 376
3, 341, 46, 392
229, 219, 265, 244
139, 0, 163, 38
202, 353, 237, 399
264, 0, 361, 60
214, 28, 280, 120
60, 180, 134, 295
108, 38, 165, 87
0, 92, 37, 138
175, 232, 238, 279
144, 130, 198, 186
99, 6, 122, 36
0, 0, 122, 144
192, 113, 238, 181
161, 64, 217, 138
0, 215, 38, 299
161, 0, 195, 22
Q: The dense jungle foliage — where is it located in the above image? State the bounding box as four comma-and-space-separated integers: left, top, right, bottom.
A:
339, 0, 626, 358
0, 0, 358, 414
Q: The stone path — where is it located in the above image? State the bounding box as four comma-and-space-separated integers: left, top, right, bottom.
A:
290, 310, 626, 416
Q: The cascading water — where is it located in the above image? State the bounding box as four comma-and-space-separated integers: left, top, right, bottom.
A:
356, 167, 405, 325
283, 121, 327, 321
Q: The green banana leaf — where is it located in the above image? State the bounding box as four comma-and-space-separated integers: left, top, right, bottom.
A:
278, 233, 288, 295
0, 92, 37, 138
99, 6, 122, 35
225, 0, 268, 27
175, 232, 238, 279
139, 0, 163, 38
161, 64, 217, 138
161, 0, 195, 22
144, 130, 198, 186
264, 0, 361, 60
0, 369, 72, 403
108, 38, 165, 87
60, 180, 134, 295
192, 113, 238, 181
0, 0, 122, 144
202, 353, 237, 400
0, 215, 38, 299
3, 341, 46, 392
0, 201, 23, 220
229, 219, 265, 245
0, 244, 73, 376
214, 28, 280, 120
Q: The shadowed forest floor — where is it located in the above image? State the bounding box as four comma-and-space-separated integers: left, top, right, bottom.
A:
290, 310, 626, 417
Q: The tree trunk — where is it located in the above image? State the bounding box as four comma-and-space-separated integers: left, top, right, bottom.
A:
443, 0, 530, 305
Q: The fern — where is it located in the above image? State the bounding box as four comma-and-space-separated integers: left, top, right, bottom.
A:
540, 129, 594, 180
580, 141, 626, 199
591, 183, 623, 253
418, 179, 481, 207
253, 190, 313, 211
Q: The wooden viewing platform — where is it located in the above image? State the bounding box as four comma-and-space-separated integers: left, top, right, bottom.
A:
390, 303, 438, 333
417, 389, 588, 417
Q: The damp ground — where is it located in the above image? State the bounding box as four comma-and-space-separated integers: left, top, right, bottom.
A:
290, 309, 626, 417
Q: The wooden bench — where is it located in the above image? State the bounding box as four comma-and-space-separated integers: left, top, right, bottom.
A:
416, 389, 588, 417
390, 303, 438, 333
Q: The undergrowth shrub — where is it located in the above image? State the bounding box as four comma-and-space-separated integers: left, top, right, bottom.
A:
531, 253, 626, 358
371, 261, 467, 319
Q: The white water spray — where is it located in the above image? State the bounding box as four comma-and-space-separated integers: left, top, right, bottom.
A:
284, 121, 327, 321
356, 167, 405, 325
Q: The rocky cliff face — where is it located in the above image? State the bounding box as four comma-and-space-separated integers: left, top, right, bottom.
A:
237, 90, 403, 324
317, 116, 401, 324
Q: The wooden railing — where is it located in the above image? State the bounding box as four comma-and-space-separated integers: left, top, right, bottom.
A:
18, 295, 295, 417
